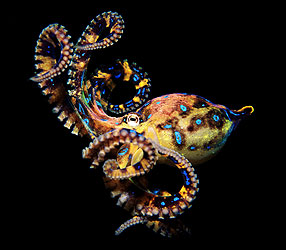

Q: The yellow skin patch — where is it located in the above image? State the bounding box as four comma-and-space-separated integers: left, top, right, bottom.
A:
35, 55, 56, 71
117, 143, 143, 169
120, 60, 133, 81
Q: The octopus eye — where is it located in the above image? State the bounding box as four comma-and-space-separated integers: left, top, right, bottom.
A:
124, 113, 141, 127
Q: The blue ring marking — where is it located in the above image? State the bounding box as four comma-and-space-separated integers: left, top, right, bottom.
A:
164, 124, 172, 129
153, 189, 160, 195
190, 146, 196, 151
180, 105, 187, 112
126, 101, 134, 108
126, 100, 133, 104
133, 162, 142, 170
83, 118, 89, 125
142, 101, 150, 108
173, 197, 179, 202
114, 72, 122, 79
182, 169, 191, 186
118, 147, 129, 156
156, 101, 161, 104
78, 103, 85, 115
174, 131, 182, 144
213, 115, 220, 121
147, 114, 152, 119
85, 93, 91, 104
133, 67, 140, 73
161, 201, 166, 206
133, 74, 139, 82
196, 119, 202, 125
169, 156, 178, 164
96, 101, 102, 107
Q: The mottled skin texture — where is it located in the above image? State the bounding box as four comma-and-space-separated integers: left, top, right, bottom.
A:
31, 12, 254, 237
134, 93, 235, 166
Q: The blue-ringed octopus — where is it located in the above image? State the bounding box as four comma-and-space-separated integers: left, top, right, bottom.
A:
30, 11, 254, 237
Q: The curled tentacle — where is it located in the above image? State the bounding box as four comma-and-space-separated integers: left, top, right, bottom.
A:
30, 24, 73, 82
76, 11, 124, 50
103, 142, 199, 236
30, 23, 88, 136
136, 142, 199, 219
90, 59, 151, 114
67, 12, 125, 138
67, 11, 124, 91
82, 129, 158, 179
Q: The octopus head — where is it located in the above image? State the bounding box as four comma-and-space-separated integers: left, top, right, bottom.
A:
137, 94, 254, 165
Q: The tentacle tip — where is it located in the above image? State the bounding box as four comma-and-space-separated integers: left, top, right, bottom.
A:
29, 75, 41, 82
114, 230, 121, 236
114, 216, 146, 236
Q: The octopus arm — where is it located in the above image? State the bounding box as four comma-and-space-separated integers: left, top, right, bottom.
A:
30, 24, 88, 136
98, 131, 199, 236
66, 12, 125, 137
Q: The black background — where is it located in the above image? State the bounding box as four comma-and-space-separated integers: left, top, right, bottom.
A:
7, 2, 269, 247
